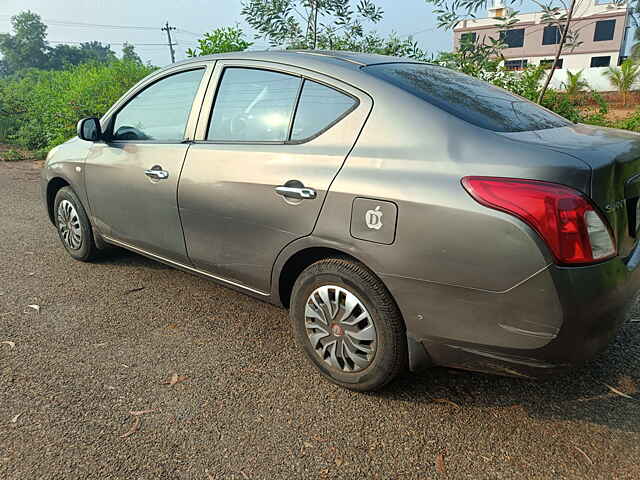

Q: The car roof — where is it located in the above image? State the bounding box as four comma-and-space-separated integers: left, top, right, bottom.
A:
167, 50, 420, 72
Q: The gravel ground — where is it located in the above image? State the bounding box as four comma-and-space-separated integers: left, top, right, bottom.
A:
1, 161, 639, 480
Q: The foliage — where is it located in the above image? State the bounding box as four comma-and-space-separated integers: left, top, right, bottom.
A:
0, 11, 48, 74
0, 148, 28, 162
186, 26, 253, 57
0, 11, 120, 75
603, 59, 640, 107
241, 0, 384, 49
562, 70, 589, 97
0, 60, 154, 150
122, 43, 142, 64
614, 108, 640, 132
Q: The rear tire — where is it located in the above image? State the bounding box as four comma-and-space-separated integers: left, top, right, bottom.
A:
290, 257, 407, 392
53, 186, 98, 262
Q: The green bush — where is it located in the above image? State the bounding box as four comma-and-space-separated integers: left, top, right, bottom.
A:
613, 108, 640, 132
0, 148, 27, 161
0, 59, 154, 150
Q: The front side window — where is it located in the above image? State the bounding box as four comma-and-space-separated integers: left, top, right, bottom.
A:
290, 80, 357, 141
364, 63, 571, 133
594, 19, 616, 42
112, 69, 205, 141
500, 28, 525, 48
208, 68, 301, 142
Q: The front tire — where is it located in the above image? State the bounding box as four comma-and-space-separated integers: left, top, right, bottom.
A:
290, 257, 407, 392
53, 186, 98, 262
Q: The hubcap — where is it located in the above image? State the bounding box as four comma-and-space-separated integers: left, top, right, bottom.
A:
57, 200, 83, 250
304, 285, 377, 372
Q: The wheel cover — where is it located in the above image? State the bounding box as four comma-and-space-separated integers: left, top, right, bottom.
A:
304, 285, 377, 372
57, 199, 83, 250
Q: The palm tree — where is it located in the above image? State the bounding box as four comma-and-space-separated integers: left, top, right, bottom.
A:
562, 70, 589, 101
603, 59, 640, 107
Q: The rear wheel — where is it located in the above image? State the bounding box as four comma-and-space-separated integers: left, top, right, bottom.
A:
53, 186, 98, 262
290, 257, 407, 391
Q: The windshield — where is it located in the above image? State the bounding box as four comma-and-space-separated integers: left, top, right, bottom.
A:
364, 63, 571, 133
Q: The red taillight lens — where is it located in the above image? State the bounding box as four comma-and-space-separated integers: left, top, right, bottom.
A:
462, 176, 616, 264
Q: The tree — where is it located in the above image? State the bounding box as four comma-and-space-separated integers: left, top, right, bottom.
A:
603, 59, 640, 107
0, 11, 48, 75
186, 26, 253, 57
47, 41, 116, 70
122, 42, 142, 63
241, 0, 383, 50
562, 69, 589, 101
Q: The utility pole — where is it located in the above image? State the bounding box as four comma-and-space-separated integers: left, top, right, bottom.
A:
161, 21, 177, 63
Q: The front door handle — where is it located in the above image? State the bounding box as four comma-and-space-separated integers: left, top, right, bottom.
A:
275, 186, 317, 200
144, 165, 169, 180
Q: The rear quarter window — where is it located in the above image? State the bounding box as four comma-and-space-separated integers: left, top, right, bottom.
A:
364, 63, 570, 133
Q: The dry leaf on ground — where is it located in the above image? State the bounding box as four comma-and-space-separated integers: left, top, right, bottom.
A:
436, 453, 446, 474
162, 372, 188, 386
604, 383, 634, 399
573, 445, 594, 465
25, 304, 40, 313
11, 413, 22, 423
433, 398, 460, 409
129, 409, 160, 416
120, 416, 141, 438
1, 341, 15, 349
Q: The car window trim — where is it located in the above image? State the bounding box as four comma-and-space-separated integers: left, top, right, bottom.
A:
102, 65, 211, 144
200, 63, 360, 146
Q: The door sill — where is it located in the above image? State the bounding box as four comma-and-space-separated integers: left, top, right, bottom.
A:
102, 235, 270, 297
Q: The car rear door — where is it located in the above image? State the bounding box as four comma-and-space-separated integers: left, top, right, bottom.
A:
84, 63, 212, 263
178, 60, 372, 293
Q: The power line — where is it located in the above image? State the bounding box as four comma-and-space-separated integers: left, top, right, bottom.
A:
0, 15, 159, 31
48, 40, 173, 46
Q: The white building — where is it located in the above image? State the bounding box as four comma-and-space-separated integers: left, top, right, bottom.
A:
453, 0, 635, 91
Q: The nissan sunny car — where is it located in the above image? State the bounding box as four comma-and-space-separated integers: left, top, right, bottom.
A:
42, 51, 640, 391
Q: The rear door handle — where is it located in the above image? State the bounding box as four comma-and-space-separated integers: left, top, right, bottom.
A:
275, 186, 317, 200
144, 165, 169, 180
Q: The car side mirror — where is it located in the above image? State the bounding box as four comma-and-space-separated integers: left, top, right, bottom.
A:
77, 117, 102, 142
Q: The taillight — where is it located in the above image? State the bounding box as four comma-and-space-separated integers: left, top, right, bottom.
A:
462, 176, 616, 264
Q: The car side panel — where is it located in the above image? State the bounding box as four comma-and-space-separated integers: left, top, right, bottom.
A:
292, 84, 591, 351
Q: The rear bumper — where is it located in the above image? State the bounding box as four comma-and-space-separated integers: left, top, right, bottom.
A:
387, 247, 640, 378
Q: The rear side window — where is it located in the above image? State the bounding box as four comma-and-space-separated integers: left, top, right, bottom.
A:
208, 68, 301, 142
291, 80, 357, 141
364, 63, 570, 133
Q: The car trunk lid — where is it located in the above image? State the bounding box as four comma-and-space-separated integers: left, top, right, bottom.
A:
498, 124, 640, 258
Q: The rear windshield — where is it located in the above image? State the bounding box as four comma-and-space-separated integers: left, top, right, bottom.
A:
364, 63, 571, 133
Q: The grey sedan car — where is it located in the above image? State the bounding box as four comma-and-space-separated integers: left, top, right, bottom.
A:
42, 51, 640, 391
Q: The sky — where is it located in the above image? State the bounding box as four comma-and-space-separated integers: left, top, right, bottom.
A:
0, 0, 458, 67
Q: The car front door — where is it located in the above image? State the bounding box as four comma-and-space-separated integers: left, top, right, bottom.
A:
178, 61, 372, 293
84, 64, 211, 263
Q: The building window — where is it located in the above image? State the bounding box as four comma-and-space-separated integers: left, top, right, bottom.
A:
594, 19, 616, 42
542, 25, 562, 45
504, 59, 528, 71
540, 58, 563, 69
500, 28, 525, 48
590, 56, 611, 67
460, 32, 477, 44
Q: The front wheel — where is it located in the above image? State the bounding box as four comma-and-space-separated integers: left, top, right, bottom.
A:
290, 257, 407, 392
53, 186, 98, 262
